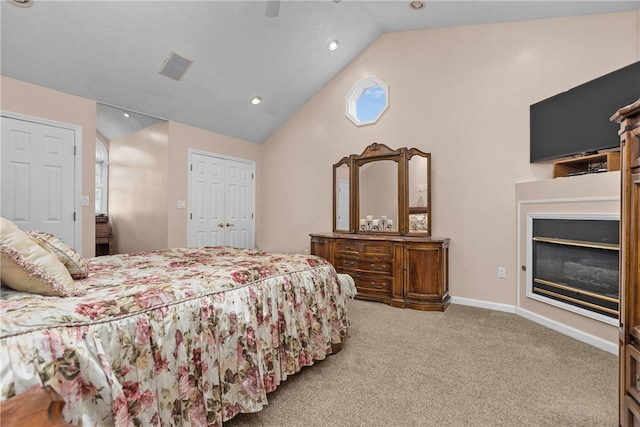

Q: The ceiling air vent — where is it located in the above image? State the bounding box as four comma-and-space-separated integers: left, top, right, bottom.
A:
159, 51, 193, 81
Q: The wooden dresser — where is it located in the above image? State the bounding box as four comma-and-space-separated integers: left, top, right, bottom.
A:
612, 99, 640, 426
311, 233, 450, 311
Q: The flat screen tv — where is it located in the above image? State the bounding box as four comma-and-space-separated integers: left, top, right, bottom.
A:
530, 61, 640, 163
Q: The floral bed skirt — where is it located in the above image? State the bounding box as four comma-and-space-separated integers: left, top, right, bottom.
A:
0, 247, 350, 426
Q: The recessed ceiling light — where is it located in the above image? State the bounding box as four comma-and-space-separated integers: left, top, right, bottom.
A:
123, 112, 130, 118
327, 40, 339, 51
409, 1, 425, 10
250, 96, 262, 105
8, 0, 32, 8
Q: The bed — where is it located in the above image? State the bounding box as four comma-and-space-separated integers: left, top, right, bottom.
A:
0, 218, 353, 426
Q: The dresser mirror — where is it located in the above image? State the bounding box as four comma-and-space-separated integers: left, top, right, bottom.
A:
333, 157, 351, 232
332, 143, 431, 236
407, 149, 431, 235
358, 159, 398, 232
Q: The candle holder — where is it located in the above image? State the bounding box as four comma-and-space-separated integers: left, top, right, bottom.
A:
359, 217, 393, 232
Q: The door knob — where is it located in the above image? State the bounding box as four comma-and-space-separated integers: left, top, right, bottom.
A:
226, 223, 234, 227
218, 223, 224, 228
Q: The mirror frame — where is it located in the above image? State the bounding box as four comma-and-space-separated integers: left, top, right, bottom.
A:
332, 142, 431, 236
406, 147, 432, 236
332, 155, 355, 233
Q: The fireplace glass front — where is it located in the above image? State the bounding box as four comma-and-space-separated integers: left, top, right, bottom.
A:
531, 218, 619, 319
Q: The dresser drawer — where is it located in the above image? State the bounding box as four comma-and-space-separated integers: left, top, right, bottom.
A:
334, 256, 392, 274
335, 240, 393, 257
335, 240, 360, 254
95, 223, 111, 238
351, 273, 392, 293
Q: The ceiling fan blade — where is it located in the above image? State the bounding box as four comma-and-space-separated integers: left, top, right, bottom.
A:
265, 0, 280, 18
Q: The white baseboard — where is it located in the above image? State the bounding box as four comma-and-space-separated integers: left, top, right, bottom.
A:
450, 296, 618, 355
450, 296, 517, 314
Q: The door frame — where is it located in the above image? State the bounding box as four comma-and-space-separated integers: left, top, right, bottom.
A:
1, 110, 83, 252
187, 148, 255, 248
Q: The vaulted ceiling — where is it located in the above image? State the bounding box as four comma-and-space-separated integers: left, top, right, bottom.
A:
2, 1, 638, 143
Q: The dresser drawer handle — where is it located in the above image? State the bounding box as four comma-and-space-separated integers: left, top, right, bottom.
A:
370, 282, 385, 289
343, 261, 355, 267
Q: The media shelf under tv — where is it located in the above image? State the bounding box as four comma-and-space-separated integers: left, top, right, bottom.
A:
552, 151, 621, 178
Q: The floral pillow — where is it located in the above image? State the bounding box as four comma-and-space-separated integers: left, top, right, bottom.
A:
0, 217, 75, 297
27, 230, 89, 279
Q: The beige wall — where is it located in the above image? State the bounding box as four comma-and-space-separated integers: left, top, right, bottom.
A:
109, 122, 170, 254
259, 10, 640, 312
165, 121, 262, 249
1, 76, 97, 258
109, 120, 261, 252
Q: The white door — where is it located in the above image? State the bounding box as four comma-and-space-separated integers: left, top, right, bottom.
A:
224, 159, 254, 248
188, 151, 255, 249
1, 116, 77, 246
189, 153, 226, 247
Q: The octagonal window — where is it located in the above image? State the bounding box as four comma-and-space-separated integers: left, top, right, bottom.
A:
346, 76, 389, 126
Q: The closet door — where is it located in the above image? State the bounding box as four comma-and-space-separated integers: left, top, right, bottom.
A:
189, 152, 226, 247
224, 159, 254, 249
1, 115, 77, 247
188, 151, 255, 249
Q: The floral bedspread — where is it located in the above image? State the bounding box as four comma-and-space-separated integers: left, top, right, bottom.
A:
0, 247, 350, 426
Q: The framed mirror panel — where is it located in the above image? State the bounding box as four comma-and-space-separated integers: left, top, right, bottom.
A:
407, 148, 431, 235
333, 156, 353, 233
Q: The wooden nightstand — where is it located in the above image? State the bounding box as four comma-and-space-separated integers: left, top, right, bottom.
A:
95, 215, 112, 256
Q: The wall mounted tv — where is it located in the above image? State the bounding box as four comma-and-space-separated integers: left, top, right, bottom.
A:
530, 61, 640, 163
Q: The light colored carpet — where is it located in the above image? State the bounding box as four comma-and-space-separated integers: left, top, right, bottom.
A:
225, 299, 617, 426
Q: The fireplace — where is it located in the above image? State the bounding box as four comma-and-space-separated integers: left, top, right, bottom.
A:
528, 216, 619, 322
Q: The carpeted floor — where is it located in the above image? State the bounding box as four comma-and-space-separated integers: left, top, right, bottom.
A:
225, 299, 617, 426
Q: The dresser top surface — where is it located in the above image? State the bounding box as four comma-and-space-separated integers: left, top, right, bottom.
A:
310, 232, 449, 244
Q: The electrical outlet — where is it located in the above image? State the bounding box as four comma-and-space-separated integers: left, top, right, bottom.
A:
498, 267, 507, 279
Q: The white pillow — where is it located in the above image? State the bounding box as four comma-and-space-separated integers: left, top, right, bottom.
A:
27, 230, 89, 279
0, 217, 75, 297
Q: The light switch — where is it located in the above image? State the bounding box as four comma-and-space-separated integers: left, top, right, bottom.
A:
177, 200, 186, 209
81, 195, 90, 207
